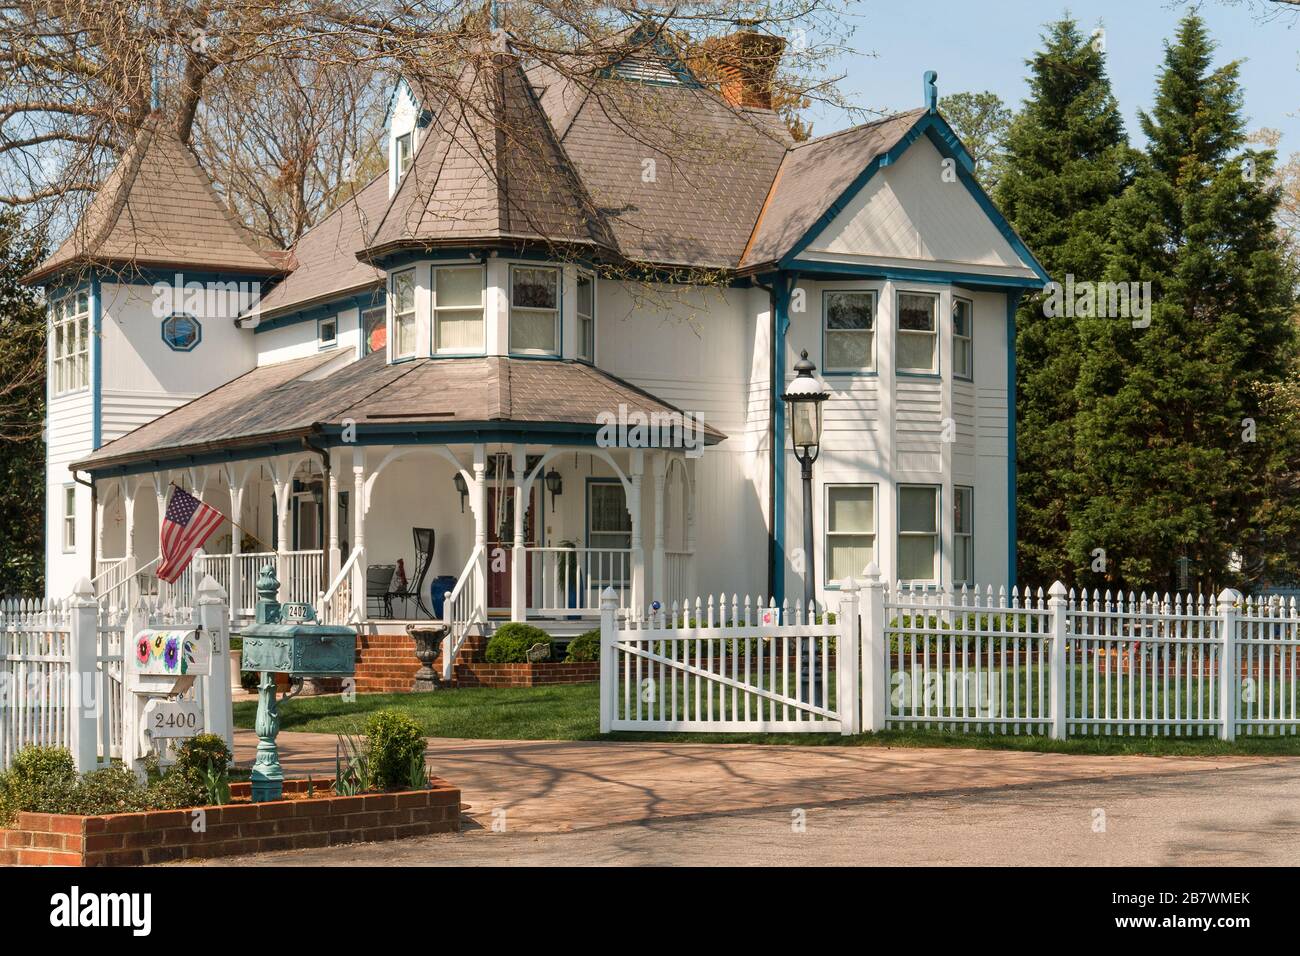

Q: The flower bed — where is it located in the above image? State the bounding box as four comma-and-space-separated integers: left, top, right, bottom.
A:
0, 778, 461, 867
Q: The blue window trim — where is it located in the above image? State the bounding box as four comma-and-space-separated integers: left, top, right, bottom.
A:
90, 273, 101, 448
823, 482, 878, 590
895, 288, 940, 377
316, 313, 338, 350
507, 262, 563, 359
952, 295, 975, 382
820, 287, 879, 377
770, 275, 793, 607
897, 482, 942, 587
48, 283, 93, 400
161, 312, 202, 352
430, 262, 487, 357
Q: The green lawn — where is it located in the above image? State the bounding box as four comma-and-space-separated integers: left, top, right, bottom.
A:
232, 682, 1300, 757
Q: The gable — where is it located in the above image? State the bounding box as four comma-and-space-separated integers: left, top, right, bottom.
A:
801, 135, 1034, 276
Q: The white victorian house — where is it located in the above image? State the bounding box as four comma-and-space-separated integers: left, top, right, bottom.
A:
29, 30, 1047, 663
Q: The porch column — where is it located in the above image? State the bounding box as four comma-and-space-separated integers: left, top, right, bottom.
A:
327, 450, 341, 584
94, 488, 106, 575
511, 444, 527, 622
272, 461, 291, 599
651, 452, 667, 604
629, 449, 644, 613
473, 444, 487, 619
352, 449, 366, 622
122, 478, 138, 608
686, 458, 698, 599
225, 465, 243, 617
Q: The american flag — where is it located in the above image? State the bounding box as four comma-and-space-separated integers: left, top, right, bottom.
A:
157, 486, 225, 583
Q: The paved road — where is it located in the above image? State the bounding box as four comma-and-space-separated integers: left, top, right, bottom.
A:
193, 759, 1300, 866
200, 732, 1300, 865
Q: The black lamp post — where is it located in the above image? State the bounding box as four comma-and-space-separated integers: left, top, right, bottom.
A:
544, 468, 563, 509
453, 472, 468, 513
781, 349, 829, 612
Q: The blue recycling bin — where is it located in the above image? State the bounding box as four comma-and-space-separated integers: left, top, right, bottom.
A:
430, 575, 457, 620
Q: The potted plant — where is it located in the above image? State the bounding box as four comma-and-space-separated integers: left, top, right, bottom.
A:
229, 635, 244, 694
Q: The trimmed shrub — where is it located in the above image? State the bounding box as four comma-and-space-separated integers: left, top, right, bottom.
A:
9, 746, 76, 787
363, 710, 426, 792
484, 622, 552, 663
565, 629, 600, 662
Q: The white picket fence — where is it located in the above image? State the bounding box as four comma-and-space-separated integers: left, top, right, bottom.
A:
600, 570, 1300, 740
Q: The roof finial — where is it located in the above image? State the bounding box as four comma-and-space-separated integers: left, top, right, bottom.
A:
924, 70, 938, 113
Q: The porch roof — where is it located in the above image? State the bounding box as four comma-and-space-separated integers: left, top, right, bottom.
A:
71, 350, 726, 475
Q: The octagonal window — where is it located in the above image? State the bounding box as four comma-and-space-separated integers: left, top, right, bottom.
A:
161, 313, 202, 352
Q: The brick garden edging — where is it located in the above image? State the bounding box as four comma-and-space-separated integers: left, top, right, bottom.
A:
347, 631, 599, 692
0, 778, 461, 867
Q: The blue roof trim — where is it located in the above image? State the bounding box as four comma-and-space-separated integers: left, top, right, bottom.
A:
90, 272, 101, 450
1006, 290, 1022, 590
253, 285, 385, 334
778, 111, 1049, 285
779, 258, 1044, 290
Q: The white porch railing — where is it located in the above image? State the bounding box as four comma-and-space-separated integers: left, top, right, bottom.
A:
319, 547, 364, 625
528, 546, 632, 616
443, 543, 486, 682
236, 552, 276, 613
281, 550, 324, 605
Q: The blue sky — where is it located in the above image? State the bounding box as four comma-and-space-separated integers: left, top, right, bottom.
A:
808, 0, 1299, 156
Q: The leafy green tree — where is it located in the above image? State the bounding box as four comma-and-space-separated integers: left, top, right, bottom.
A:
1070, 12, 1298, 592
995, 17, 1133, 585
0, 212, 46, 594
939, 90, 1012, 192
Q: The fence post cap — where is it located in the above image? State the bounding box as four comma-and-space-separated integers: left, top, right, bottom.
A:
69, 577, 96, 604
600, 586, 619, 609
1217, 587, 1243, 606
862, 561, 881, 582
1048, 580, 1068, 599
840, 575, 859, 594
196, 573, 228, 603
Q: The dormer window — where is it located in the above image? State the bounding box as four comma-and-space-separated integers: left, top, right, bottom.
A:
51, 290, 89, 395
509, 265, 560, 356
396, 132, 413, 181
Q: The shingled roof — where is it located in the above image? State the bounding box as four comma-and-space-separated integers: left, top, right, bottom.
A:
26, 115, 284, 284
72, 350, 725, 474
362, 52, 616, 261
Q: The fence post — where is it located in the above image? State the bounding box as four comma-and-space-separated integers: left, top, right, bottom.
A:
837, 578, 861, 735
1049, 580, 1068, 740
1218, 588, 1241, 742
860, 562, 887, 733
197, 574, 233, 749
68, 577, 100, 773
599, 586, 618, 734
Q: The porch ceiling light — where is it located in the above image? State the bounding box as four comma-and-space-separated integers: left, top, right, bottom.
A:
544, 468, 563, 508
453, 472, 468, 513
782, 349, 830, 466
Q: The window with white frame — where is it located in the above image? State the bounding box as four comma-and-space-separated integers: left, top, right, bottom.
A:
396, 132, 413, 180
362, 305, 386, 354
577, 272, 595, 362
588, 482, 631, 585
62, 485, 76, 551
319, 316, 337, 348
509, 265, 560, 355
391, 269, 416, 357
898, 484, 939, 583
433, 265, 484, 353
823, 291, 875, 372
954, 485, 974, 586
825, 484, 875, 585
953, 297, 973, 380
51, 290, 90, 395
897, 291, 939, 373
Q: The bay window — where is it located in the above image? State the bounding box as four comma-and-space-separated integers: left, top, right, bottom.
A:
898, 484, 939, 583
825, 485, 876, 585
433, 265, 484, 353
391, 269, 416, 358
509, 265, 560, 355
823, 291, 875, 373
51, 290, 90, 395
897, 291, 938, 373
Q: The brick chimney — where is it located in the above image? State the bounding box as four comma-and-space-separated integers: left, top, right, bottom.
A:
702, 30, 786, 110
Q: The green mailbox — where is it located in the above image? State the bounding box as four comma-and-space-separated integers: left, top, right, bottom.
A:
240, 565, 356, 801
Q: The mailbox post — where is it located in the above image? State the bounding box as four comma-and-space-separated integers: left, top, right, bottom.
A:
240, 565, 356, 801
123, 616, 213, 781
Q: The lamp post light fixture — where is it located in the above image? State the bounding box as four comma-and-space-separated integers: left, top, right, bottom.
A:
453, 472, 468, 513
544, 468, 563, 509
781, 349, 830, 612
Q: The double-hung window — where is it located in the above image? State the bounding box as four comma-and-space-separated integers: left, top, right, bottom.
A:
953, 297, 973, 380
954, 486, 974, 586
433, 265, 484, 353
588, 482, 631, 586
897, 291, 939, 373
51, 291, 90, 395
391, 269, 417, 358
318, 316, 337, 348
509, 265, 560, 355
823, 291, 875, 372
577, 272, 595, 362
396, 132, 413, 180
825, 485, 876, 585
62, 485, 76, 551
898, 485, 940, 583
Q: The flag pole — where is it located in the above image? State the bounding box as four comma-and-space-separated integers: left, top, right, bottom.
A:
168, 481, 276, 554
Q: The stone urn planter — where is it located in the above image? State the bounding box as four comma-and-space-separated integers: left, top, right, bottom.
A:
407, 623, 449, 691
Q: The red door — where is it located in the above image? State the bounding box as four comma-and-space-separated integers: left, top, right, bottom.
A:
487, 489, 536, 610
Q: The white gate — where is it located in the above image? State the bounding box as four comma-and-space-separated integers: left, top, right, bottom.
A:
599, 589, 860, 733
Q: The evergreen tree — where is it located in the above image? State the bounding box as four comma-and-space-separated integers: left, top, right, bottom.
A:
1070, 12, 1297, 592
996, 17, 1133, 584
0, 212, 46, 594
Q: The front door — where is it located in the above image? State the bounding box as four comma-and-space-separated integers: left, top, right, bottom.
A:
487, 488, 537, 610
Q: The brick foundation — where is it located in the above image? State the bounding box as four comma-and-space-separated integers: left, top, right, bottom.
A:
349, 630, 597, 692
0, 778, 461, 867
